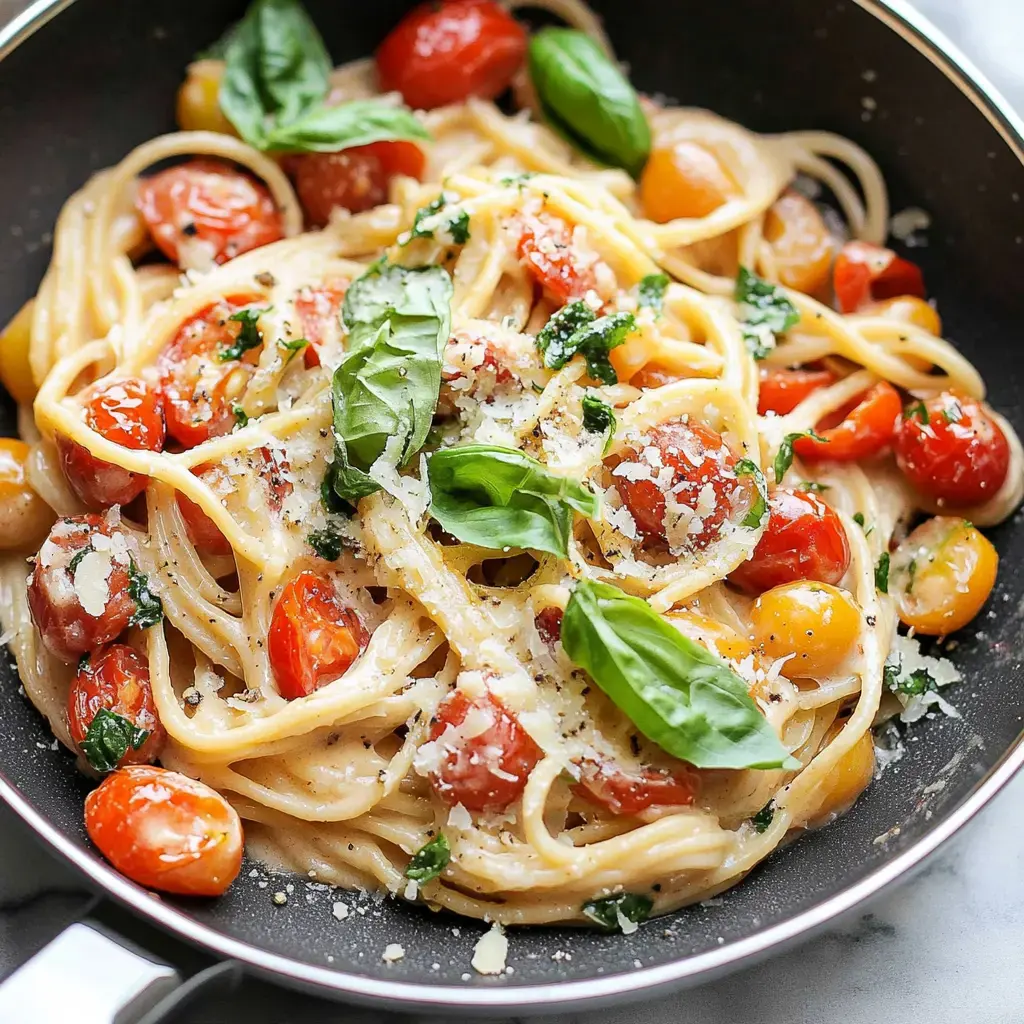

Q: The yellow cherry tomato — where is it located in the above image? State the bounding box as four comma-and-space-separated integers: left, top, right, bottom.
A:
805, 728, 875, 825
640, 141, 738, 223
763, 191, 833, 295
175, 61, 236, 135
0, 299, 36, 405
865, 295, 942, 336
751, 581, 861, 678
666, 610, 757, 664
0, 439, 55, 550
889, 516, 997, 635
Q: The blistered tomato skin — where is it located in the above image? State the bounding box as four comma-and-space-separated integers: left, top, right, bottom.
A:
427, 689, 542, 812
893, 394, 1010, 507
27, 515, 135, 662
729, 489, 851, 593
85, 765, 243, 897
794, 381, 902, 462
833, 240, 925, 314
572, 757, 699, 815
757, 366, 836, 417
68, 644, 165, 767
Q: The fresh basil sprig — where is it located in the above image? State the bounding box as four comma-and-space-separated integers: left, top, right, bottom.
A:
736, 267, 800, 359
536, 301, 634, 384
528, 28, 651, 178
582, 892, 653, 931
328, 262, 453, 504
560, 580, 798, 770
261, 97, 429, 153
81, 708, 150, 774
404, 833, 450, 884
427, 445, 599, 557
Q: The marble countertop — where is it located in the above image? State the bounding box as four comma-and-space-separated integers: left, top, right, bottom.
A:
0, 0, 1022, 1022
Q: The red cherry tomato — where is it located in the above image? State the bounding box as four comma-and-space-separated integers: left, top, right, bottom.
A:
28, 514, 135, 662
517, 215, 597, 304
136, 159, 283, 267
259, 446, 293, 514
794, 381, 902, 462
376, 0, 527, 110
285, 142, 425, 226
427, 689, 542, 812
893, 393, 1010, 506
158, 296, 263, 449
56, 377, 166, 508
729, 488, 851, 593
572, 757, 699, 816
614, 420, 746, 547
294, 281, 348, 368
85, 765, 243, 896
268, 571, 369, 700
68, 644, 165, 766
176, 464, 231, 556
757, 366, 837, 416
534, 607, 564, 648
833, 241, 926, 314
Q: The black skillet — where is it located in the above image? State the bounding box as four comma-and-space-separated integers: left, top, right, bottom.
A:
0, 0, 1023, 1016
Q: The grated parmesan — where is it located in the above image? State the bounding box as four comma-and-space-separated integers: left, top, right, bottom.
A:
471, 923, 508, 975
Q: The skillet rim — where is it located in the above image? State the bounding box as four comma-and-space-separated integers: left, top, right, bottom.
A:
0, 0, 1022, 1011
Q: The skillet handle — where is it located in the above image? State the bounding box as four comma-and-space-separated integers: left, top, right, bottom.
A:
0, 919, 181, 1023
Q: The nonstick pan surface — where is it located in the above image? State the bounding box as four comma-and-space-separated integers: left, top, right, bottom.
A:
1, 0, 1023, 1013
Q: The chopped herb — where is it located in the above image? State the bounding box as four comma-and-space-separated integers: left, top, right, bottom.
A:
77, 652, 90, 672
581, 892, 653, 932
942, 399, 963, 423
774, 430, 824, 480
536, 303, 634, 384
884, 656, 938, 696
875, 551, 891, 593
801, 481, 830, 493
307, 524, 345, 561
751, 801, 775, 833
404, 833, 450, 884
904, 400, 929, 424
68, 543, 93, 575
530, 381, 545, 394
232, 404, 249, 427
219, 307, 268, 361
581, 394, 616, 453
735, 458, 769, 528
853, 512, 866, 527
278, 337, 309, 364
499, 172, 536, 187
320, 473, 354, 517
81, 707, 149, 774
637, 273, 669, 313
446, 209, 471, 245
406, 196, 470, 245
906, 557, 918, 595
127, 559, 164, 629
735, 267, 800, 359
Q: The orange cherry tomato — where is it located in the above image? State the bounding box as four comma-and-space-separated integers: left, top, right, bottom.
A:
763, 191, 834, 295
572, 757, 699, 815
0, 437, 55, 551
268, 571, 369, 700
56, 377, 165, 508
68, 644, 165, 767
427, 689, 541, 812
630, 364, 689, 390
85, 765, 243, 896
639, 141, 738, 223
833, 240, 925, 314
757, 366, 837, 416
893, 393, 1010, 506
614, 420, 747, 547
517, 214, 597, 304
375, 0, 527, 110
729, 488, 850, 593
794, 381, 902, 461
294, 280, 348, 368
285, 142, 426, 226
136, 159, 283, 267
28, 514, 135, 662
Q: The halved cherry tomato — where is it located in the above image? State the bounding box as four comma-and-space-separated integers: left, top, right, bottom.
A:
176, 464, 232, 556
56, 377, 165, 508
572, 757, 699, 815
517, 215, 596, 304
534, 606, 564, 648
158, 297, 263, 449
136, 159, 283, 267
294, 281, 348, 368
285, 143, 426, 226
833, 240, 925, 314
427, 688, 541, 812
268, 571, 369, 700
614, 420, 747, 547
85, 765, 243, 896
893, 393, 1010, 507
68, 644, 165, 767
757, 366, 837, 416
376, 0, 527, 110
729, 488, 850, 593
763, 191, 833, 295
639, 141, 738, 223
28, 514, 135, 662
794, 381, 902, 462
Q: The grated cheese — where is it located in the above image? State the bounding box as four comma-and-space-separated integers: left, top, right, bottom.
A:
471, 923, 508, 975
72, 549, 112, 616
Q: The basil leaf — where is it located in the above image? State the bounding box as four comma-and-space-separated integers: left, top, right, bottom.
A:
81, 707, 149, 774
560, 580, 798, 770
637, 273, 669, 313
427, 444, 599, 557
329, 263, 452, 504
581, 394, 616, 453
233, 404, 249, 427
875, 552, 891, 593
904, 400, 929, 424
734, 458, 769, 529
536, 303, 634, 384
736, 267, 799, 359
536, 300, 596, 365
278, 336, 309, 364
263, 97, 429, 153
405, 195, 471, 245
127, 559, 164, 629
751, 801, 775, 833
405, 833, 450, 883
774, 430, 825, 481
582, 892, 653, 932
307, 524, 344, 561
528, 28, 651, 178
219, 307, 267, 361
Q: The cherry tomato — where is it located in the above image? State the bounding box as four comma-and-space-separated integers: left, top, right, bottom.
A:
572, 757, 698, 815
0, 437, 54, 551
729, 488, 850, 593
639, 141, 738, 223
294, 281, 348, 368
866, 295, 942, 336
833, 240, 925, 314
517, 215, 597, 304
893, 393, 1010, 507
268, 571, 369, 700
85, 765, 243, 896
259, 446, 293, 514
806, 729, 875, 825
68, 644, 165, 766
614, 420, 746, 547
285, 142, 426, 226
794, 381, 902, 462
158, 297, 263, 449
757, 366, 837, 416
534, 606, 564, 648
376, 0, 527, 110
630, 364, 688, 390
56, 377, 166, 508
28, 514, 135, 662
427, 689, 541, 812
136, 159, 283, 267
763, 191, 833, 295
176, 464, 231, 556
